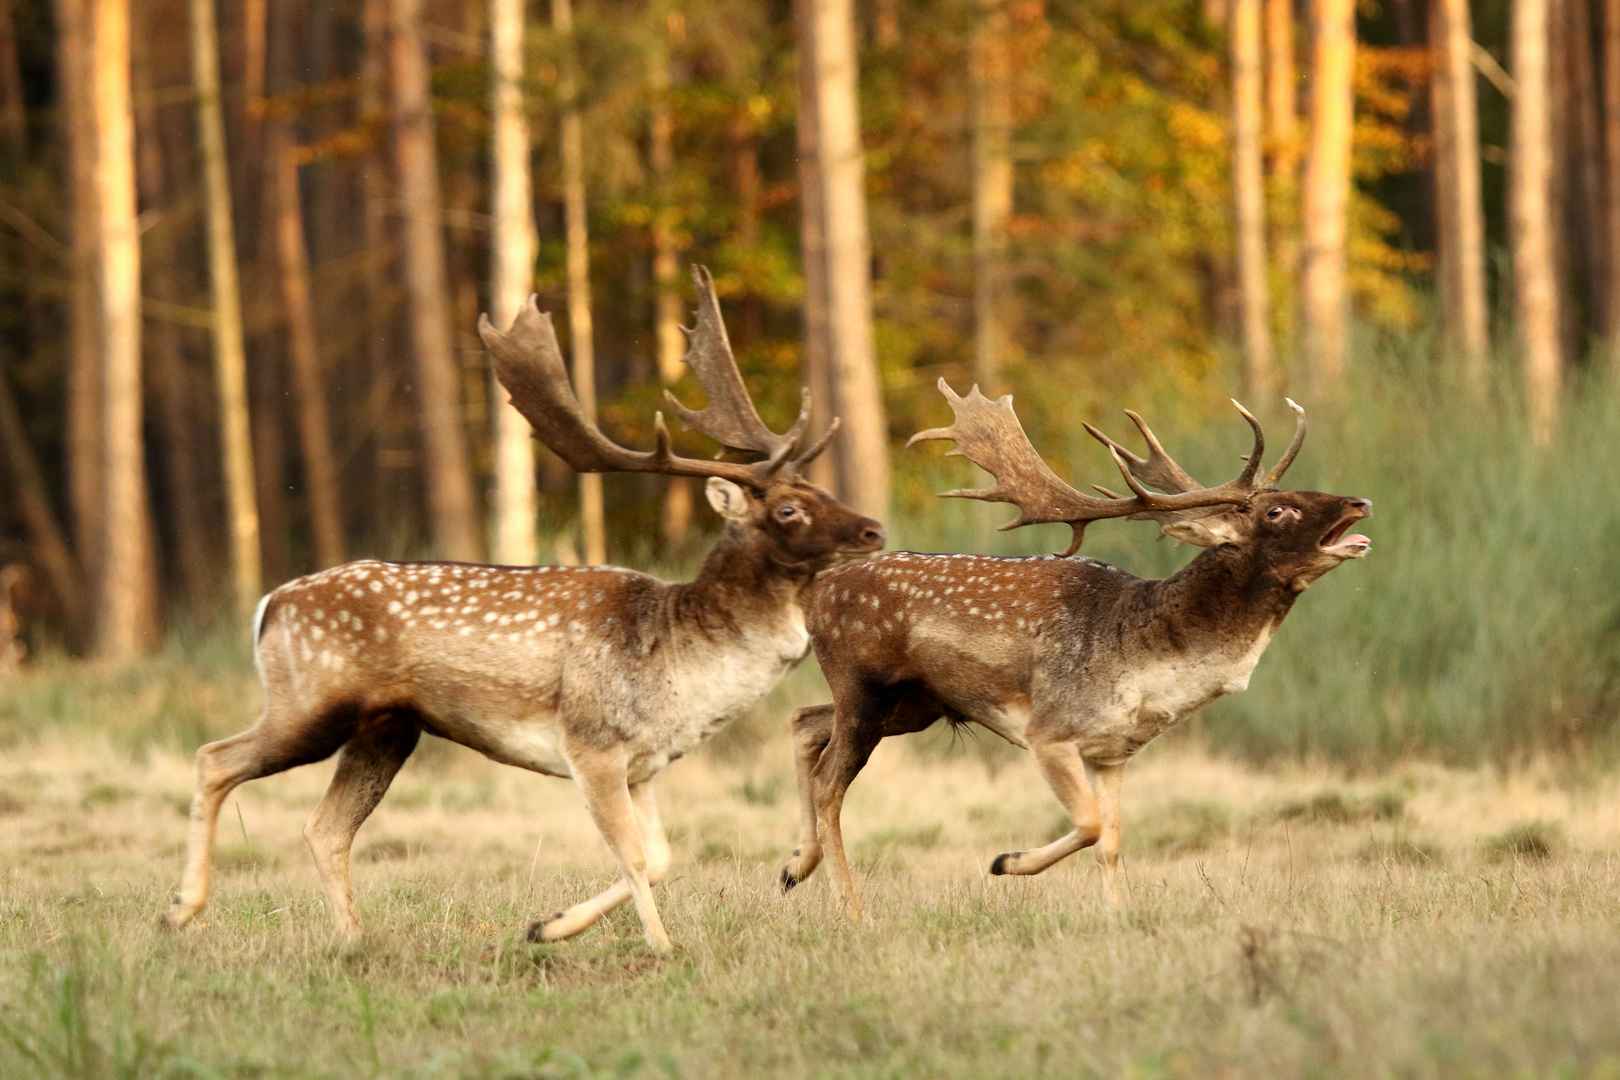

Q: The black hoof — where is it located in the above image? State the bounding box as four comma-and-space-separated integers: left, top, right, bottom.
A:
779, 867, 800, 892
525, 913, 563, 943
990, 852, 1016, 876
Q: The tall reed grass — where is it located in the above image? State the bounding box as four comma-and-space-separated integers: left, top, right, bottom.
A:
896, 333, 1620, 766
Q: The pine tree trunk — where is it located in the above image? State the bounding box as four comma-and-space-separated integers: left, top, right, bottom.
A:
648, 19, 691, 547
1299, 0, 1356, 395
191, 0, 262, 620
390, 0, 481, 562
1264, 0, 1299, 309
553, 0, 605, 565
488, 0, 538, 567
1513, 0, 1563, 441
1232, 0, 1273, 398
0, 0, 25, 149
57, 0, 104, 588
1430, 0, 1489, 381
793, 0, 837, 494
129, 36, 213, 612
1606, 0, 1620, 358
1566, 0, 1605, 334
970, 0, 1014, 393
810, 0, 889, 519
0, 372, 88, 636
92, 0, 155, 657
273, 128, 346, 569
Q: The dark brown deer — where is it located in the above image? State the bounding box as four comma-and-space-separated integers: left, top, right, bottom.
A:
165, 268, 884, 951
779, 380, 1369, 914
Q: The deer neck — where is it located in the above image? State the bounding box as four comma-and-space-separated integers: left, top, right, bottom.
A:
1149, 544, 1300, 648
672, 525, 817, 635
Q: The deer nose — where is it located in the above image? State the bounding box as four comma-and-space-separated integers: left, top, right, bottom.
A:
1349, 498, 1372, 516
858, 521, 886, 550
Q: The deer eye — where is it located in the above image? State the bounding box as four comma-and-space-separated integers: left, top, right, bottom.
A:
1266, 506, 1285, 519
777, 505, 799, 520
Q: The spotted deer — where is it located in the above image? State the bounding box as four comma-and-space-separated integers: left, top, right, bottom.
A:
779, 380, 1370, 915
165, 268, 884, 951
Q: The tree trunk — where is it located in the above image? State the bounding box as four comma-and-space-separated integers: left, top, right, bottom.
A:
1606, 0, 1620, 360
0, 0, 25, 149
810, 0, 889, 518
1264, 0, 1299, 300
57, 0, 104, 588
1565, 0, 1605, 337
488, 0, 538, 567
129, 35, 213, 612
553, 0, 605, 565
1513, 0, 1563, 441
0, 373, 89, 636
793, 0, 837, 494
1299, 0, 1356, 395
1430, 0, 1489, 382
970, 0, 1014, 393
648, 17, 692, 547
92, 0, 156, 657
1232, 0, 1273, 398
273, 128, 346, 569
191, 0, 262, 621
390, 0, 481, 563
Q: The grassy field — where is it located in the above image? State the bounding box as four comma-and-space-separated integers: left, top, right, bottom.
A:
3, 655, 1620, 1079
5, 358, 1620, 1077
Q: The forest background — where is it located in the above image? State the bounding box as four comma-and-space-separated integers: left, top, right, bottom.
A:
2, 0, 1620, 766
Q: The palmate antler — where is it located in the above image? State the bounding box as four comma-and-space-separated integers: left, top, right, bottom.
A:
1082, 398, 1306, 498
907, 380, 1280, 556
479, 265, 834, 486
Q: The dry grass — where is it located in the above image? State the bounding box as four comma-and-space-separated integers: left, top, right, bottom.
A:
3, 717, 1620, 1079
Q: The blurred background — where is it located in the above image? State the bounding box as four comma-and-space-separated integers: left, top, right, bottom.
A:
0, 0, 1617, 766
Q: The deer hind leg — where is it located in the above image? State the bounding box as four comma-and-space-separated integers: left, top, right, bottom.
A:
542, 746, 672, 952
165, 704, 359, 930
780, 704, 836, 891
1088, 760, 1127, 906
812, 704, 885, 920
989, 737, 1102, 877
303, 720, 421, 940
529, 781, 669, 944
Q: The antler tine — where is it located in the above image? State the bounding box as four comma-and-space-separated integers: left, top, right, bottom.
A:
908, 379, 1254, 554
662, 265, 809, 472
789, 413, 840, 471
479, 296, 761, 486
1261, 398, 1307, 490
1081, 411, 1203, 494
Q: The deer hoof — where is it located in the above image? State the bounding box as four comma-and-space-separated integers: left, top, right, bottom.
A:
779, 866, 800, 892
525, 913, 565, 943
990, 852, 1016, 875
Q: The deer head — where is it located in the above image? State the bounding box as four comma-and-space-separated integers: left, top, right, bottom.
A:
478, 266, 884, 571
909, 380, 1369, 587
1081, 399, 1370, 590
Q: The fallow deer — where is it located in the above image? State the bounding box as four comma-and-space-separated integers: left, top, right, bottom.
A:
164, 268, 884, 951
779, 380, 1370, 914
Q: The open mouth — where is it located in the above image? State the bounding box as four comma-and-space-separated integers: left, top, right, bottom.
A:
1319, 514, 1371, 558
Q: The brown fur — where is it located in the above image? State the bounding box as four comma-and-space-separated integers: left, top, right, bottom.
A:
780, 489, 1370, 915
165, 477, 882, 951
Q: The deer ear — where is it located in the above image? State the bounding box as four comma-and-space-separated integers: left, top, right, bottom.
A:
705, 477, 752, 521
1161, 517, 1242, 548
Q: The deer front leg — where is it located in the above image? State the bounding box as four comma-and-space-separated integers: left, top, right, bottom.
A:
1087, 759, 1126, 906
812, 709, 883, 919
989, 737, 1102, 877
529, 781, 670, 944
303, 722, 420, 940
543, 747, 671, 952
780, 704, 835, 891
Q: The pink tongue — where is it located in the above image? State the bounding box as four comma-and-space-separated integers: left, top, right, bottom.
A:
1339, 533, 1371, 546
